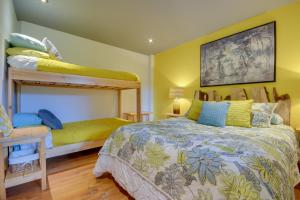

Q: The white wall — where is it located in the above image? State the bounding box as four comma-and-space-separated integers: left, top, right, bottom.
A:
0, 0, 18, 105
19, 21, 152, 123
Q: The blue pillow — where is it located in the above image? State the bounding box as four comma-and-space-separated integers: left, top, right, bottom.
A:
38, 109, 63, 130
13, 113, 42, 128
10, 33, 47, 52
198, 102, 230, 127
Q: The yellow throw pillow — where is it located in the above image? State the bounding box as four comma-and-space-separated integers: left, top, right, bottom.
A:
226, 100, 253, 128
187, 99, 203, 121
6, 47, 53, 59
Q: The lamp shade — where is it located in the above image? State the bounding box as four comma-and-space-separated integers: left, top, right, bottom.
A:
169, 87, 184, 99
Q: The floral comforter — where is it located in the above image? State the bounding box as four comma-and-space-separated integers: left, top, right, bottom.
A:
99, 117, 300, 200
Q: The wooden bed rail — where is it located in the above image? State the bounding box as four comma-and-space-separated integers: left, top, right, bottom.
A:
7, 67, 142, 122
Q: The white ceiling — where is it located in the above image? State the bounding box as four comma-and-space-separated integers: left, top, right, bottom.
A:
13, 0, 295, 55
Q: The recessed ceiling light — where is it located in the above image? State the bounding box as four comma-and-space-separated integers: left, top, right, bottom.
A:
148, 38, 153, 44
41, 0, 48, 3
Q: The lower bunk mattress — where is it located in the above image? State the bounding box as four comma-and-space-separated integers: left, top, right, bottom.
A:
10, 118, 132, 167
52, 118, 132, 147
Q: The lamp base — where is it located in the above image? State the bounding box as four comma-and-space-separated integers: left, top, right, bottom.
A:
173, 100, 180, 114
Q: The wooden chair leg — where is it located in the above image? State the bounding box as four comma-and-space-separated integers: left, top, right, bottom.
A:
39, 137, 47, 190
0, 144, 6, 200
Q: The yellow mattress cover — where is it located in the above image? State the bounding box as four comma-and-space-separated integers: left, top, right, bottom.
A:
37, 58, 139, 81
52, 118, 132, 147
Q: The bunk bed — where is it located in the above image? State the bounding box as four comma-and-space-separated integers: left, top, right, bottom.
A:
7, 66, 142, 158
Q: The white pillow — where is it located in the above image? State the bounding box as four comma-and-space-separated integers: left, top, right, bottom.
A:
7, 55, 38, 70
42, 37, 63, 61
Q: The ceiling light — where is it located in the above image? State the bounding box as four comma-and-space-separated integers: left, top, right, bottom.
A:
41, 0, 48, 3
148, 38, 153, 44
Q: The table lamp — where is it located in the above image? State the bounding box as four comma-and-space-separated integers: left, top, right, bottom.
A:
169, 87, 184, 114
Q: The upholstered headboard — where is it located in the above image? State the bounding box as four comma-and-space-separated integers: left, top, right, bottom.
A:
194, 87, 291, 125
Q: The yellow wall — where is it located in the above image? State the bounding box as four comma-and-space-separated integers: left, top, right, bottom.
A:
154, 1, 300, 127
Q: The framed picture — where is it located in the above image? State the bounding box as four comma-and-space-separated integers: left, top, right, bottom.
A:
200, 21, 276, 87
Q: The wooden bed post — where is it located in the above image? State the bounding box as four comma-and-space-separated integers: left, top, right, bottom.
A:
117, 90, 122, 118
136, 88, 141, 122
16, 84, 21, 113
7, 70, 14, 119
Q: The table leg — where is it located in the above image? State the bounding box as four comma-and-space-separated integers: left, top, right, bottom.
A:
39, 137, 47, 190
0, 144, 6, 200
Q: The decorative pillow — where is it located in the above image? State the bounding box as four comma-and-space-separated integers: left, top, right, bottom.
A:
271, 113, 284, 125
0, 105, 13, 137
38, 109, 63, 130
226, 100, 253, 128
252, 103, 277, 128
10, 33, 47, 52
186, 99, 203, 120
42, 37, 63, 60
6, 47, 51, 59
13, 113, 42, 128
197, 102, 230, 127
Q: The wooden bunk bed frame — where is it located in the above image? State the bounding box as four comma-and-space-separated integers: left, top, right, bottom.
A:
7, 67, 142, 158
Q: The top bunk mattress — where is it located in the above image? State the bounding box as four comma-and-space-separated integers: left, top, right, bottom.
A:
7, 55, 140, 81
52, 118, 133, 147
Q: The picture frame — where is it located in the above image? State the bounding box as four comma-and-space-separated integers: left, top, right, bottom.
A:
200, 21, 276, 87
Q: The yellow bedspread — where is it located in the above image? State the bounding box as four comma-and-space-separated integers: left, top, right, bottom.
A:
37, 58, 139, 81
52, 118, 132, 147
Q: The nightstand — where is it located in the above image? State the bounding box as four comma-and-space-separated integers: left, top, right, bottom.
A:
165, 113, 184, 118
123, 112, 152, 122
0, 126, 49, 200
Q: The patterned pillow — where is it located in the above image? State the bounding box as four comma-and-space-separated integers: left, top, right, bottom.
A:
198, 102, 230, 127
252, 103, 277, 128
226, 100, 253, 128
0, 105, 13, 137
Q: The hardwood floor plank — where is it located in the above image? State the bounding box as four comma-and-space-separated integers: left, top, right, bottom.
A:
5, 148, 300, 200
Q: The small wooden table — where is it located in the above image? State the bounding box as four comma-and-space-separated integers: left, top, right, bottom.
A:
123, 112, 152, 122
0, 126, 49, 200
165, 113, 184, 118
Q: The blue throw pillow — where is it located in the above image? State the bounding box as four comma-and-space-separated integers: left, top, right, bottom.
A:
198, 102, 230, 127
10, 33, 47, 52
38, 109, 63, 130
13, 113, 42, 128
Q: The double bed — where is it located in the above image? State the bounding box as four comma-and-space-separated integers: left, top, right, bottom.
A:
94, 115, 299, 199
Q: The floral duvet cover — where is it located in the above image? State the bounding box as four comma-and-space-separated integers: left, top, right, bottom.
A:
99, 117, 300, 200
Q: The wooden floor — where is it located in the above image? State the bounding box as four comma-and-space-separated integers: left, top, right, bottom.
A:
5, 148, 300, 200
7, 148, 132, 200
